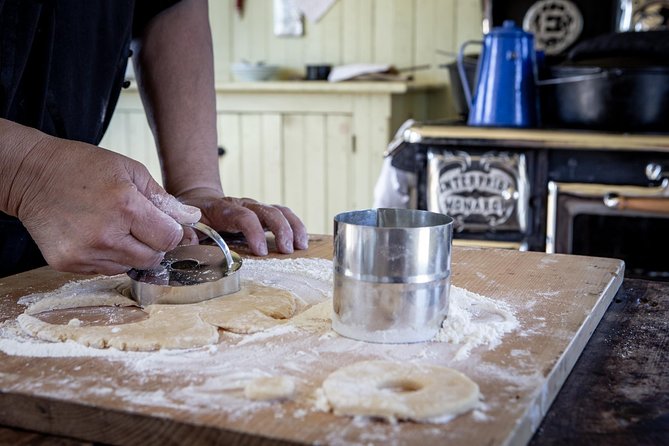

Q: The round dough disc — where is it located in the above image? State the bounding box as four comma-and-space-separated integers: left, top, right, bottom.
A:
322, 360, 479, 421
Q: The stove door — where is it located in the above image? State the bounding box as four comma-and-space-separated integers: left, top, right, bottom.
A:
546, 180, 669, 280
426, 149, 529, 233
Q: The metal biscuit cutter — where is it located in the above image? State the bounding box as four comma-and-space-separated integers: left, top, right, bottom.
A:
128, 222, 242, 306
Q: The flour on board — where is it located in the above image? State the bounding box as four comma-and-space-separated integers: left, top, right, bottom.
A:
0, 258, 534, 437
2, 257, 517, 358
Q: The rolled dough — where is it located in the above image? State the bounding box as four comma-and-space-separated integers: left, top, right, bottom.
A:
322, 360, 479, 422
18, 280, 297, 351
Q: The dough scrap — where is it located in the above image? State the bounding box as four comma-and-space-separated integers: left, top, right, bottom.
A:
244, 376, 297, 401
281, 300, 332, 330
201, 284, 296, 333
18, 280, 297, 351
322, 360, 479, 422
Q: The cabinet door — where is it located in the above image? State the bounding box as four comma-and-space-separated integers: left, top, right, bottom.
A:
219, 111, 354, 235
218, 113, 283, 203
283, 113, 354, 235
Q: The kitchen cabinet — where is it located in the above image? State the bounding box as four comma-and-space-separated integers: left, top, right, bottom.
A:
100, 81, 442, 234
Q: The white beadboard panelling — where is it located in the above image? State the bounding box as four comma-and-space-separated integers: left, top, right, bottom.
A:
372, 0, 414, 67
208, 0, 232, 82
282, 114, 307, 219
302, 1, 342, 65
240, 114, 264, 199
414, 0, 456, 83
260, 114, 284, 204
341, 0, 374, 64
231, 0, 271, 68
351, 93, 389, 210
212, 0, 482, 83
218, 113, 243, 197
455, 0, 484, 45
302, 114, 327, 233
325, 114, 353, 225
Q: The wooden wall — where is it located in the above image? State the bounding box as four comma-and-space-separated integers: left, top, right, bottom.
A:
208, 0, 484, 83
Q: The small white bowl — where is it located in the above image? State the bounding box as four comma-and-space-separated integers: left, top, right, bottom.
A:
231, 63, 278, 82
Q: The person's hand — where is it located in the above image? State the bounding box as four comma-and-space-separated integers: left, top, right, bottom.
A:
13, 137, 201, 275
176, 187, 309, 256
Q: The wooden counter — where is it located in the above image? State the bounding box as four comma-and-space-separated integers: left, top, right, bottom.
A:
2, 236, 660, 445
2, 274, 665, 446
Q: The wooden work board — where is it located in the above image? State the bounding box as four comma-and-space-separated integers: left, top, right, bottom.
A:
0, 235, 624, 446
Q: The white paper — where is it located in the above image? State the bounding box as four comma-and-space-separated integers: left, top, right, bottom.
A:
273, 0, 303, 37
327, 63, 392, 82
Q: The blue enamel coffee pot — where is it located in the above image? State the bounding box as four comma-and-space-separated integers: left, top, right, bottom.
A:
457, 20, 539, 128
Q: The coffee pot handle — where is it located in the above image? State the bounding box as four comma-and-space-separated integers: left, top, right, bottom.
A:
457, 40, 482, 108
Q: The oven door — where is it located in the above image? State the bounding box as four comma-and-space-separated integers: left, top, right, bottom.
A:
546, 180, 669, 280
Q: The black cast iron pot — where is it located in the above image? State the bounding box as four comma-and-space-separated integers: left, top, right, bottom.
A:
540, 63, 669, 133
540, 30, 669, 134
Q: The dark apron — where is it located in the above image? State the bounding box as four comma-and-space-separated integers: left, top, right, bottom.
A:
0, 213, 45, 277
0, 0, 178, 278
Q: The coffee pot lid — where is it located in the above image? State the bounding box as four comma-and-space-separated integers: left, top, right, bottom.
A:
489, 20, 533, 38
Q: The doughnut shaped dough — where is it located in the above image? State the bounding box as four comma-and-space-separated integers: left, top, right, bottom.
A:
322, 360, 479, 421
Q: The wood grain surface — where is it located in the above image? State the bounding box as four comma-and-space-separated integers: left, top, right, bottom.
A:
0, 235, 624, 445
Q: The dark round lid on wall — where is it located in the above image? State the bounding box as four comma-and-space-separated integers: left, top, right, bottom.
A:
487, 0, 618, 59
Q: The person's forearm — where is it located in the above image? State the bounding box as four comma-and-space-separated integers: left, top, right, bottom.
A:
131, 0, 222, 198
0, 118, 54, 217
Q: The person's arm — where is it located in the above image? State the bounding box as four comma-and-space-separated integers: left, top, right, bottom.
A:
131, 0, 308, 255
0, 118, 200, 275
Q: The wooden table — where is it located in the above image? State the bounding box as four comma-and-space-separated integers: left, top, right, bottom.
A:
0, 236, 666, 445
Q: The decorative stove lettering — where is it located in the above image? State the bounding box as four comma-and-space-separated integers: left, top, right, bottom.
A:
444, 195, 506, 217
439, 170, 513, 195
438, 168, 516, 227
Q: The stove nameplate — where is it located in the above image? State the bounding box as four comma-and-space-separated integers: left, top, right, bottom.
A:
427, 149, 529, 233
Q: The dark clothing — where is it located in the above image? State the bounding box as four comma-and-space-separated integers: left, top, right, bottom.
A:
0, 0, 179, 277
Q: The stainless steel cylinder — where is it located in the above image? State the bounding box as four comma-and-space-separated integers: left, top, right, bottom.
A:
332, 208, 453, 343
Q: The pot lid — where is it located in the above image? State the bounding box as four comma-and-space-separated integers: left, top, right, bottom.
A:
567, 31, 669, 66
489, 20, 533, 39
